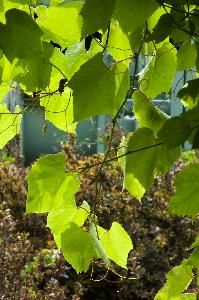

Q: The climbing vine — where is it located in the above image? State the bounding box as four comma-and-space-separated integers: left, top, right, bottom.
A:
1, 0, 199, 298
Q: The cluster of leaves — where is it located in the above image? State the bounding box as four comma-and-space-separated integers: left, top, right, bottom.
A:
2, 0, 199, 298
1, 147, 199, 299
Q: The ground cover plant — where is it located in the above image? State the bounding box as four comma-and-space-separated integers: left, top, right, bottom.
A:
1, 144, 199, 299
1, 0, 199, 298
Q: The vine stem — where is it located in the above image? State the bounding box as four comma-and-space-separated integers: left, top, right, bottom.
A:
49, 62, 68, 80
89, 25, 148, 217
79, 142, 163, 171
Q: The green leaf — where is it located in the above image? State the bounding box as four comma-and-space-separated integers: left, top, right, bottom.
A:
8, 0, 35, 4
49, 41, 91, 90
26, 153, 80, 213
125, 128, 157, 199
10, 42, 53, 92
97, 222, 133, 269
47, 201, 90, 248
0, 9, 43, 62
40, 88, 76, 133
108, 21, 132, 63
0, 82, 22, 149
187, 247, 199, 269
49, 44, 88, 91
80, 0, 116, 38
158, 117, 192, 148
177, 41, 197, 71
170, 164, 199, 218
0, 1, 29, 23
63, 41, 89, 80
48, 48, 68, 91
114, 0, 159, 34
125, 128, 179, 200
133, 90, 168, 137
155, 260, 193, 300
177, 79, 199, 109
128, 25, 145, 53
179, 293, 197, 300
50, 0, 62, 6
37, 2, 83, 48
192, 128, 199, 149
147, 13, 174, 44
190, 235, 199, 249
68, 52, 129, 121
180, 295, 197, 300
0, 106, 22, 149
139, 42, 177, 99
61, 222, 109, 273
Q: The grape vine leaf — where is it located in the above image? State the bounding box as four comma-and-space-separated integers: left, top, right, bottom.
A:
170, 164, 199, 219
8, 0, 35, 4
61, 222, 109, 273
125, 128, 180, 200
139, 42, 177, 99
10, 41, 53, 92
49, 41, 91, 90
47, 201, 90, 248
187, 246, 199, 269
0, 103, 21, 149
40, 88, 76, 133
180, 295, 196, 300
133, 90, 169, 137
50, 0, 62, 6
0, 8, 43, 62
26, 153, 80, 213
47, 48, 68, 91
108, 21, 132, 63
147, 13, 174, 44
36, 2, 83, 48
68, 52, 129, 122
177, 41, 197, 71
97, 222, 133, 269
63, 41, 89, 80
114, 0, 159, 34
0, 82, 22, 148
80, 0, 116, 38
157, 116, 192, 149
177, 79, 199, 109
154, 260, 193, 300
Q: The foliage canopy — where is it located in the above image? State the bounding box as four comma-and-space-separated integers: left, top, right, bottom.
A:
1, 0, 199, 298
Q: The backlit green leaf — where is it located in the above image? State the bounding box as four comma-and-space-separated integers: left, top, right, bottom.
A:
133, 90, 168, 137
0, 82, 22, 148
125, 128, 179, 200
147, 13, 174, 44
114, 0, 159, 34
98, 222, 133, 268
155, 260, 193, 300
0, 8, 43, 61
139, 42, 177, 99
37, 2, 83, 48
177, 41, 197, 71
68, 52, 129, 121
108, 20, 132, 63
61, 222, 109, 273
10, 42, 53, 92
178, 79, 199, 109
0, 105, 22, 149
40, 88, 76, 133
170, 164, 199, 218
26, 153, 80, 213
80, 0, 116, 38
47, 201, 90, 248
158, 117, 192, 148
